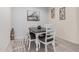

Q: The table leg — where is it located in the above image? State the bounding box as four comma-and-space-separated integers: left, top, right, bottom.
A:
36, 33, 39, 52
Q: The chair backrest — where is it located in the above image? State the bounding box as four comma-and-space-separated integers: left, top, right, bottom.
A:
25, 23, 34, 39
26, 26, 31, 40
44, 24, 55, 42
26, 23, 38, 40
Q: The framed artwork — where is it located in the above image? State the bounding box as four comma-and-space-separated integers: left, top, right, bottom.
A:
51, 8, 55, 19
59, 7, 65, 20
27, 10, 40, 21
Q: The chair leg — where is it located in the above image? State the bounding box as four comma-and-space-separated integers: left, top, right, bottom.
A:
38, 42, 40, 49
27, 39, 29, 46
52, 42, 56, 52
45, 44, 47, 52
28, 41, 31, 51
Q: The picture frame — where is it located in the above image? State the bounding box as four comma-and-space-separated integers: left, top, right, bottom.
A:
59, 7, 65, 20
51, 8, 55, 19
27, 10, 40, 21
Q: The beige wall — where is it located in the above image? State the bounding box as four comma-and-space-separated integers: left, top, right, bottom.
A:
77, 8, 79, 44
0, 8, 11, 51
49, 7, 79, 44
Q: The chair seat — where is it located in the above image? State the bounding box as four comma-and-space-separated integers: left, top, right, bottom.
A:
38, 34, 53, 42
30, 32, 36, 39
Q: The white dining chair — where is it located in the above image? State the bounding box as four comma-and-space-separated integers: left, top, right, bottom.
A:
38, 24, 56, 52
26, 24, 41, 51
27, 28, 36, 51
26, 24, 38, 51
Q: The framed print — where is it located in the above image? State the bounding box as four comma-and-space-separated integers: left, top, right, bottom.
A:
59, 7, 65, 20
51, 8, 55, 19
27, 10, 40, 21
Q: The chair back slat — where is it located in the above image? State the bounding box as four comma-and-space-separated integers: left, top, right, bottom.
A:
47, 36, 53, 39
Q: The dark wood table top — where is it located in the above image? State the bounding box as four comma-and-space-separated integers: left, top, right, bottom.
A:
29, 27, 46, 33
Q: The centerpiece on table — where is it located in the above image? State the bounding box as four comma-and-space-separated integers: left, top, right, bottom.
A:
37, 25, 42, 29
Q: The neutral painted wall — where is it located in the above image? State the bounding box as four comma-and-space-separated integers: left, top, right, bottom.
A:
49, 7, 79, 44
12, 7, 49, 39
76, 8, 79, 43
0, 7, 11, 51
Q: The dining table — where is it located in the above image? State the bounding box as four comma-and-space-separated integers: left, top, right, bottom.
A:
29, 27, 46, 51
